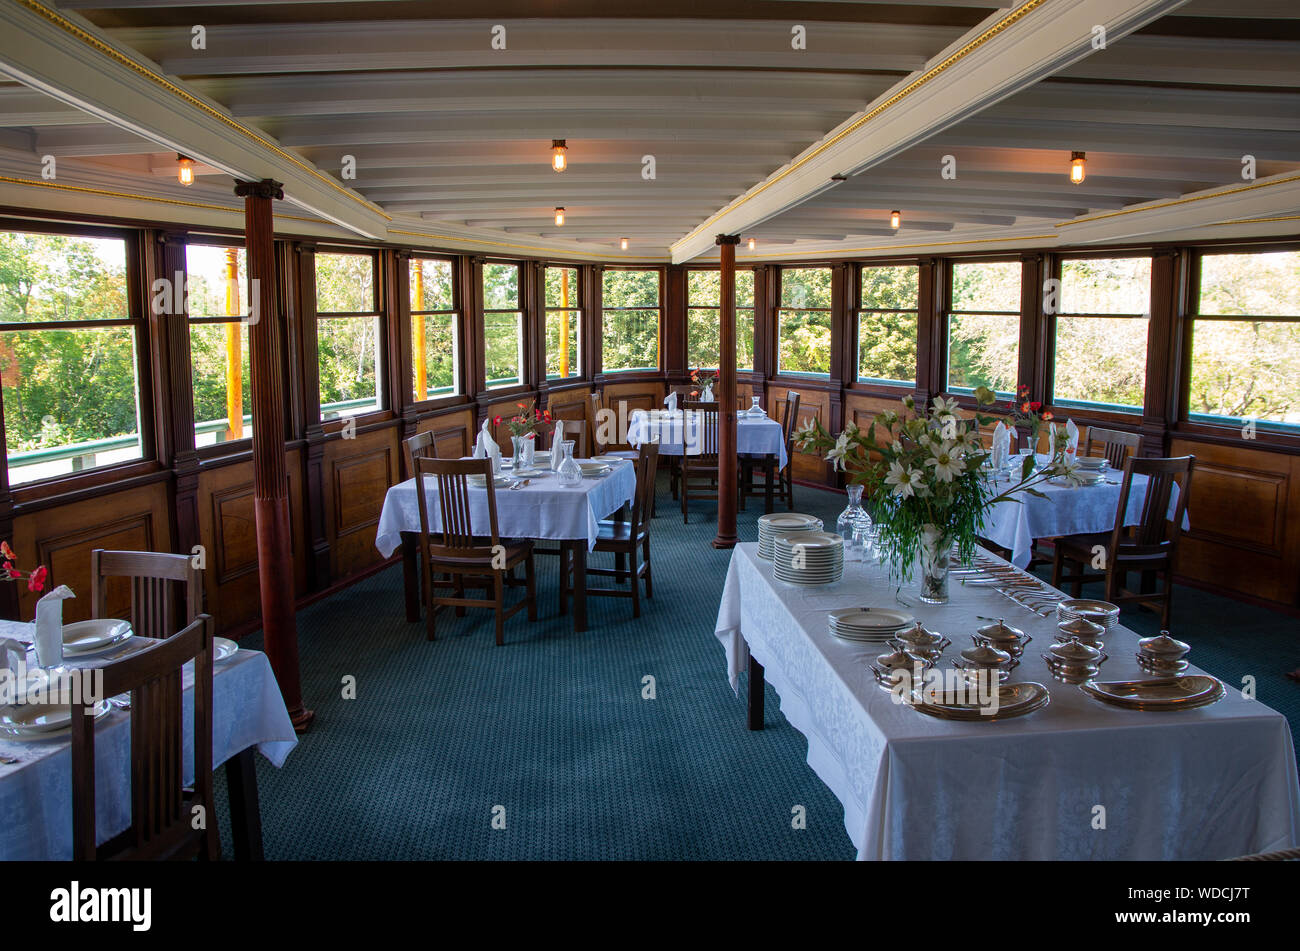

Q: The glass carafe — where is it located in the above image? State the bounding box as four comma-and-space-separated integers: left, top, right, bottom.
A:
749, 396, 762, 416
837, 484, 868, 560
556, 440, 582, 487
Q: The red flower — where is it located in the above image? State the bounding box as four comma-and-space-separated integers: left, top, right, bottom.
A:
1029, 401, 1042, 412
2, 561, 12, 573
1021, 402, 1031, 413
27, 565, 46, 593
493, 415, 503, 426
0, 540, 14, 561
690, 390, 699, 397
1042, 411, 1054, 421
543, 410, 552, 421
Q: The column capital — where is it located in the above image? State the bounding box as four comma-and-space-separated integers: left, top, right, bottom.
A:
715, 234, 741, 246
234, 179, 284, 201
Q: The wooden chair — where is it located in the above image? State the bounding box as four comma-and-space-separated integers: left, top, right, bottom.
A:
566, 444, 660, 618
91, 550, 201, 640
403, 430, 439, 478
679, 400, 719, 523
740, 392, 800, 512
71, 614, 219, 861
547, 418, 588, 459
1085, 426, 1141, 470
589, 391, 638, 459
1051, 455, 1195, 628
414, 456, 536, 645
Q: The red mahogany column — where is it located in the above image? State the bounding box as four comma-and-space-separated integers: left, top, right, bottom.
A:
713, 234, 740, 549
235, 179, 313, 733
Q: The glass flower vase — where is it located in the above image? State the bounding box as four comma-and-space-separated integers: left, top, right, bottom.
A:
918, 524, 954, 604
556, 440, 582, 487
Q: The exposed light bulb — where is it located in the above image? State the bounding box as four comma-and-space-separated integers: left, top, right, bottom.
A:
551, 139, 567, 172
890, 210, 901, 230
177, 155, 195, 187
747, 237, 756, 251
555, 207, 565, 226
1070, 151, 1086, 184
620, 237, 628, 250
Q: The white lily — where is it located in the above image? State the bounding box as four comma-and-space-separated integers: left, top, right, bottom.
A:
927, 442, 963, 482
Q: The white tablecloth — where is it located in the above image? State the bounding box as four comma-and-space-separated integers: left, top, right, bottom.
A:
627, 410, 787, 469
714, 544, 1300, 861
374, 460, 637, 558
985, 461, 1185, 568
0, 621, 298, 860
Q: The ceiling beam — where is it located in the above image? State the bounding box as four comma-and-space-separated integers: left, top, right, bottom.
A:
670, 0, 1193, 262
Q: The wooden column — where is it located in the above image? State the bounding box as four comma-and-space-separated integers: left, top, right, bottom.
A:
234, 179, 313, 733
713, 235, 740, 550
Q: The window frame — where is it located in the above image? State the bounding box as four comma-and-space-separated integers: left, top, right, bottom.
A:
0, 221, 155, 493
600, 266, 663, 375
854, 261, 921, 390
685, 266, 757, 373
480, 258, 526, 391
1179, 244, 1300, 438
774, 265, 834, 380
543, 264, 582, 381
409, 254, 461, 405
184, 239, 255, 458
1046, 252, 1153, 417
313, 247, 386, 422
943, 256, 1023, 399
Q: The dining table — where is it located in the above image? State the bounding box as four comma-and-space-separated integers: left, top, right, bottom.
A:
0, 619, 298, 861
627, 408, 787, 512
983, 455, 1186, 568
375, 457, 637, 632
713, 544, 1300, 861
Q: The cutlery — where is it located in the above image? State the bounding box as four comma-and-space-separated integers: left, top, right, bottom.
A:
0, 755, 18, 765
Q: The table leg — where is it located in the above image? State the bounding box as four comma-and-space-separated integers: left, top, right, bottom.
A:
747, 654, 764, 731
401, 531, 420, 623
225, 747, 264, 861
764, 456, 775, 514
613, 507, 627, 581
572, 542, 588, 633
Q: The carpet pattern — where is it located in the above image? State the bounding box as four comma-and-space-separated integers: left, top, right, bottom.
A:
215, 477, 1300, 860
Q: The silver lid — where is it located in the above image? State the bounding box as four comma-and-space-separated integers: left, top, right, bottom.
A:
961, 643, 1012, 668
1058, 616, 1106, 640
1137, 631, 1189, 658
1047, 636, 1105, 664
975, 617, 1025, 642
896, 621, 944, 647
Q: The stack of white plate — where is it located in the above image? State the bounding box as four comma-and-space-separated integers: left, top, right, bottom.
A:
1057, 598, 1120, 634
757, 512, 823, 560
0, 700, 112, 739
62, 619, 132, 657
579, 462, 612, 478
773, 531, 844, 585
828, 607, 913, 642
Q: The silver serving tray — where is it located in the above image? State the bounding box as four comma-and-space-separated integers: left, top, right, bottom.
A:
908, 681, 1050, 722
1080, 675, 1225, 711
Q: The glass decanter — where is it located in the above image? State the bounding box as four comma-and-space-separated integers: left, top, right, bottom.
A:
749, 396, 762, 417
556, 440, 582, 487
837, 484, 868, 560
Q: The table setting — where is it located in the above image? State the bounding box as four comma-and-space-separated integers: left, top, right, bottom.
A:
627, 405, 787, 468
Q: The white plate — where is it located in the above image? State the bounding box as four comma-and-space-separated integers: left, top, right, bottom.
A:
0, 700, 112, 738
213, 637, 238, 663
467, 475, 514, 487
759, 513, 821, 529
829, 607, 914, 631
508, 467, 545, 478
62, 619, 131, 653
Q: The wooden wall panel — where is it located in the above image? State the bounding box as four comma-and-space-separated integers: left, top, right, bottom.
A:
323, 427, 400, 580
195, 449, 309, 635
11, 483, 172, 625
771, 384, 831, 485
600, 380, 664, 450
1169, 438, 1299, 606
415, 407, 474, 466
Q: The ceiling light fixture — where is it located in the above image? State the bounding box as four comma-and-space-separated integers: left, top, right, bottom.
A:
1070, 151, 1086, 185
555, 207, 565, 226
747, 237, 756, 251
890, 210, 901, 230
177, 154, 195, 187
620, 237, 628, 250
551, 139, 568, 172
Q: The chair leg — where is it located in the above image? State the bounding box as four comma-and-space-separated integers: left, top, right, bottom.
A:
424, 567, 437, 642
493, 573, 505, 646
1051, 547, 1064, 589
629, 548, 641, 618
642, 537, 652, 599
1160, 573, 1173, 628
525, 554, 537, 621
454, 576, 466, 617
558, 547, 569, 615
681, 475, 689, 523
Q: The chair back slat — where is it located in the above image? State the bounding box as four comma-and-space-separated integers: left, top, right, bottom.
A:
628, 444, 660, 534
780, 393, 802, 460
403, 431, 439, 479
681, 401, 719, 459
72, 615, 217, 861
548, 418, 588, 458
1108, 455, 1195, 560
1086, 426, 1141, 470
91, 550, 200, 640
415, 456, 501, 558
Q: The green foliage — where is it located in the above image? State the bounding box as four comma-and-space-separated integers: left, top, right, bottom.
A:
411, 259, 454, 311
602, 269, 659, 370
858, 264, 920, 383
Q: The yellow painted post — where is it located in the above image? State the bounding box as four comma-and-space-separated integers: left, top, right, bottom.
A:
413, 262, 427, 400
224, 248, 243, 440
559, 268, 570, 378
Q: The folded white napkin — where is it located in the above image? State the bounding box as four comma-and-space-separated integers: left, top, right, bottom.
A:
472, 433, 485, 458
34, 584, 74, 668
664, 391, 678, 412
992, 421, 1010, 470
1065, 418, 1079, 457
549, 421, 564, 469
1048, 423, 1057, 457
1, 637, 24, 676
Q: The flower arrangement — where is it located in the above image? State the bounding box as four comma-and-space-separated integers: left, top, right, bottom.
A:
494, 401, 552, 437
1007, 384, 1055, 446
1, 541, 46, 593
794, 386, 1077, 602
689, 368, 718, 389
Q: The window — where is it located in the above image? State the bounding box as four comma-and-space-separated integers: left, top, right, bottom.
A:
1052, 257, 1150, 413
602, 269, 660, 372
187, 243, 252, 447
482, 262, 523, 389
857, 264, 918, 385
1188, 250, 1300, 429
315, 251, 383, 419
0, 230, 143, 485
544, 266, 580, 379
686, 269, 755, 370
947, 260, 1021, 395
410, 257, 458, 401
777, 267, 832, 377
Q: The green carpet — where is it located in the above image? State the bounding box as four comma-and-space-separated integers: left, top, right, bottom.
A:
215, 478, 1300, 860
